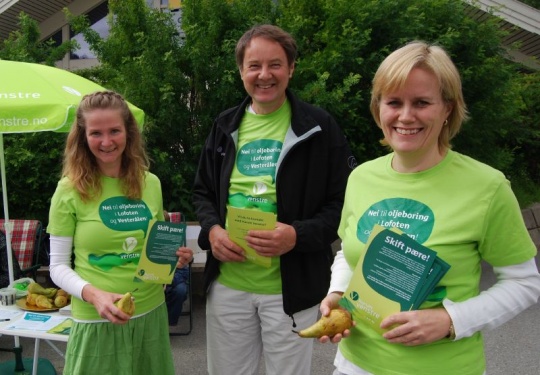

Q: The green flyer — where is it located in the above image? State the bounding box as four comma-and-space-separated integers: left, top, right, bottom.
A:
47, 318, 73, 335
134, 219, 187, 284
226, 206, 276, 267
339, 224, 449, 333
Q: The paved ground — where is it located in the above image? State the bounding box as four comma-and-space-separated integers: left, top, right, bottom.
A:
1, 257, 539, 374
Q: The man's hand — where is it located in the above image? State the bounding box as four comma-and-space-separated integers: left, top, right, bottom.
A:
209, 225, 245, 262
246, 222, 296, 257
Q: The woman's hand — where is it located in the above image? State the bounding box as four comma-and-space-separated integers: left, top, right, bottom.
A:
209, 225, 245, 262
176, 246, 194, 268
81, 284, 132, 324
381, 307, 452, 346
317, 292, 354, 344
246, 222, 296, 257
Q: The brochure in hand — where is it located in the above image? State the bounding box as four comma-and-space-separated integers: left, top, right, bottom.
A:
339, 224, 450, 333
226, 206, 277, 267
134, 219, 187, 284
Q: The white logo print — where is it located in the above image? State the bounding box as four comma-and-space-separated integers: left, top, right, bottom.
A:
123, 237, 138, 252
62, 86, 82, 96
253, 181, 267, 195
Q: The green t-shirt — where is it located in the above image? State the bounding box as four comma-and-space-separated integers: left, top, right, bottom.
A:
48, 173, 165, 320
218, 100, 290, 294
338, 150, 536, 375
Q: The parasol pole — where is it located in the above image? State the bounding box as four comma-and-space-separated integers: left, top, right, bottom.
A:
0, 134, 22, 355
0, 134, 15, 286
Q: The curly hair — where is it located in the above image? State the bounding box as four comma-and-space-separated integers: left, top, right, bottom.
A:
62, 91, 149, 202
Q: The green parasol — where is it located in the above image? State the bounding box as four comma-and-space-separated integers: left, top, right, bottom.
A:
0, 59, 145, 285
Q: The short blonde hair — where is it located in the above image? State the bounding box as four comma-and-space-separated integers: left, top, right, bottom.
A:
370, 41, 469, 150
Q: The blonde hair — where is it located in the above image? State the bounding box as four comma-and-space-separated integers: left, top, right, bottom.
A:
62, 91, 149, 202
370, 41, 469, 151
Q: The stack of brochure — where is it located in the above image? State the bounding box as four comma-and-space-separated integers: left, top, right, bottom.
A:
340, 225, 450, 333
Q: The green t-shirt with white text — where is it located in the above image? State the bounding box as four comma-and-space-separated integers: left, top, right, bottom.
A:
338, 150, 536, 375
218, 100, 291, 294
48, 173, 165, 320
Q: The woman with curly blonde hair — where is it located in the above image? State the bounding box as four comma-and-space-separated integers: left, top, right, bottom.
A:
48, 91, 192, 375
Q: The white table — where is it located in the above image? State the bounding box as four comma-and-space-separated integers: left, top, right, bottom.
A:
0, 303, 69, 375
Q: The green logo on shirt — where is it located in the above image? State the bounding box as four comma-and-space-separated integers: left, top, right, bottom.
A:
357, 198, 434, 243
99, 196, 153, 236
236, 139, 282, 183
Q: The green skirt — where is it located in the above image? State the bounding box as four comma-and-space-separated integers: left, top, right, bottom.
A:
63, 303, 174, 375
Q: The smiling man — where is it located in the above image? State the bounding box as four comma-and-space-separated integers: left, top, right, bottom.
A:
193, 24, 356, 375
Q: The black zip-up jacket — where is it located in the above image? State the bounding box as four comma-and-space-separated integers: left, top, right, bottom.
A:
193, 89, 356, 316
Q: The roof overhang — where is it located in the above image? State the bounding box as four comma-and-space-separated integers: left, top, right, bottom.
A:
0, 0, 105, 41
464, 0, 540, 71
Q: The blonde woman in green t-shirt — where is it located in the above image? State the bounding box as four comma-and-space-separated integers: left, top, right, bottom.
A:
318, 42, 540, 375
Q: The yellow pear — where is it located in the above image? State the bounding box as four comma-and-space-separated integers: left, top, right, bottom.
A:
54, 295, 69, 308
115, 291, 135, 316
26, 293, 39, 306
27, 282, 57, 298
293, 309, 352, 338
35, 295, 54, 309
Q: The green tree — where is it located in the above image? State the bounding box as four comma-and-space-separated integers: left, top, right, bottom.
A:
69, 0, 197, 216
0, 13, 77, 223
183, 0, 535, 192
520, 0, 540, 9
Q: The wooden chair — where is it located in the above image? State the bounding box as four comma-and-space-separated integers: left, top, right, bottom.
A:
166, 212, 193, 336
0, 219, 44, 281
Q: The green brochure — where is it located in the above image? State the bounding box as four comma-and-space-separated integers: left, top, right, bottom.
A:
47, 318, 73, 335
226, 206, 277, 268
134, 219, 187, 284
339, 224, 450, 333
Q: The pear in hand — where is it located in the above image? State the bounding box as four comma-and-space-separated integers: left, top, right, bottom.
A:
293, 309, 352, 338
115, 290, 136, 316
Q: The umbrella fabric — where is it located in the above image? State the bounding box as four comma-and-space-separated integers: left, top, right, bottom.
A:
0, 59, 146, 285
0, 59, 144, 133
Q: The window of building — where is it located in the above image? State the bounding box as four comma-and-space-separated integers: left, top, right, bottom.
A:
70, 1, 109, 60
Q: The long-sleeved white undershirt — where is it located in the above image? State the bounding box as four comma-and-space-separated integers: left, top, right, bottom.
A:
49, 235, 89, 301
328, 248, 540, 340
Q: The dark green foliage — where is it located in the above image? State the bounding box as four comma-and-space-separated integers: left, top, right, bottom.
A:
69, 0, 197, 216
0, 12, 76, 64
0, 13, 76, 223
519, 0, 540, 9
